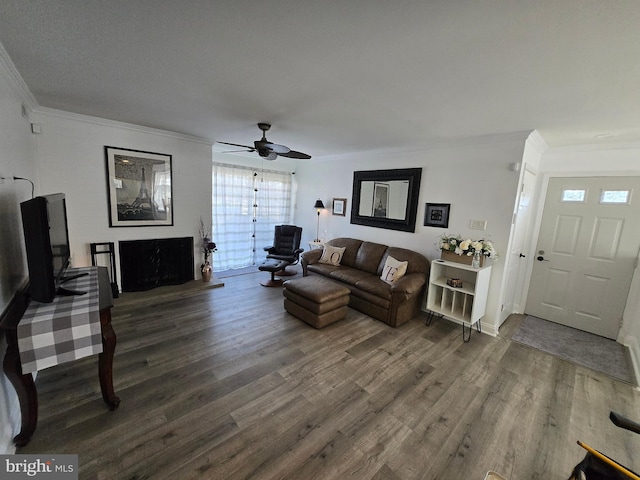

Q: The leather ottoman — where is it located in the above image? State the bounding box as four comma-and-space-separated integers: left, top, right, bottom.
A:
283, 276, 350, 328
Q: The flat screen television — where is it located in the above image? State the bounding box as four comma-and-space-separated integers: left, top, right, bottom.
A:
20, 193, 85, 303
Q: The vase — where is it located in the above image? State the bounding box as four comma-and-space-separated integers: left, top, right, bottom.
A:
441, 249, 484, 267
201, 261, 212, 282
471, 251, 481, 268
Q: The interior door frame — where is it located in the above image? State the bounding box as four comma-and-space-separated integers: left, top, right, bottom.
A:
498, 165, 538, 326
521, 170, 640, 343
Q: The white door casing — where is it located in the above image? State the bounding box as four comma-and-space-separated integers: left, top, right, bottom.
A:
525, 176, 640, 339
501, 168, 536, 320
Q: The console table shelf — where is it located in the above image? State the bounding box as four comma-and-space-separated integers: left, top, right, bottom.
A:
425, 259, 492, 341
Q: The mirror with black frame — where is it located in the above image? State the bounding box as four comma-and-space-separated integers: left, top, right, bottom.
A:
350, 168, 422, 232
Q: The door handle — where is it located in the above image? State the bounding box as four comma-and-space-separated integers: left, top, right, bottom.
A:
519, 253, 526, 258
536, 256, 549, 262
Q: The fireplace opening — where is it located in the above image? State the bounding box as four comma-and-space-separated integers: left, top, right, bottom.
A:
119, 237, 194, 292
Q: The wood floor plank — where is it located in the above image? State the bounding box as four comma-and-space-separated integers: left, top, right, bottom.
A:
16, 271, 640, 480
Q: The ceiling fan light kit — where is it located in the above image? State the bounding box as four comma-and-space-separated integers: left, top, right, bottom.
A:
218, 123, 311, 160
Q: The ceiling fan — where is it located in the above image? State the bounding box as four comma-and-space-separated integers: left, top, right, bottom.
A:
218, 123, 311, 160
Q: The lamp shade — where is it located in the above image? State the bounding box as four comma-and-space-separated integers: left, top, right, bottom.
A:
313, 199, 325, 209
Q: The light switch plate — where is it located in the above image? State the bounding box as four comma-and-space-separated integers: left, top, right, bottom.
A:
470, 219, 487, 230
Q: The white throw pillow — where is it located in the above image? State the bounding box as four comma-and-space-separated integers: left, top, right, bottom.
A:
319, 245, 346, 266
380, 256, 408, 284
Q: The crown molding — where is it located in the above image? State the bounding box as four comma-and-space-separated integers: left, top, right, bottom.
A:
0, 41, 37, 111
545, 140, 640, 155
33, 107, 213, 146
314, 130, 532, 163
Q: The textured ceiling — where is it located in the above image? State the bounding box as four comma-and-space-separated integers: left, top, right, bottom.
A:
1, 1, 640, 158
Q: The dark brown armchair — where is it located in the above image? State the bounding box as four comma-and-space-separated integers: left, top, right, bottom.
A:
264, 225, 304, 276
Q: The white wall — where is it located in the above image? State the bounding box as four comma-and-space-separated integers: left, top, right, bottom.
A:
30, 109, 214, 286
293, 134, 529, 335
0, 47, 37, 454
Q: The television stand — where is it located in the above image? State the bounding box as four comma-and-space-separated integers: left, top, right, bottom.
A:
0, 266, 120, 447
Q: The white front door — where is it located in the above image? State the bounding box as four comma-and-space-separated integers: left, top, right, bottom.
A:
525, 176, 640, 339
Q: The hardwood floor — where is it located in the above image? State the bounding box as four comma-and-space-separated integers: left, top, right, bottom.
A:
18, 267, 640, 479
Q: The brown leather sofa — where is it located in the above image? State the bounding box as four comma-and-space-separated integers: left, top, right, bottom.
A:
301, 238, 430, 327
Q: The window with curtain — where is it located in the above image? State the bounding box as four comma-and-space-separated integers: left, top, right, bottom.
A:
212, 162, 294, 271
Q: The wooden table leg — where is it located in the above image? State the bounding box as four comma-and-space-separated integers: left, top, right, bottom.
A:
2, 329, 38, 447
98, 308, 120, 410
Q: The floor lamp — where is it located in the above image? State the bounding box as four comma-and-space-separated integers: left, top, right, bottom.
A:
313, 199, 325, 242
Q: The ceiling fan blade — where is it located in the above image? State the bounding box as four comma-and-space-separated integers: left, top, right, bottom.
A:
279, 150, 312, 159
221, 149, 253, 154
218, 141, 255, 151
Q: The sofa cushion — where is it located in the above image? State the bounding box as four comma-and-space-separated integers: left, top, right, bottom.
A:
329, 266, 373, 286
353, 241, 388, 274
380, 256, 408, 284
349, 282, 391, 308
353, 277, 392, 301
319, 245, 345, 266
307, 263, 342, 277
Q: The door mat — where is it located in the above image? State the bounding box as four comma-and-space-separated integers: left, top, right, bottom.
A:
511, 316, 635, 385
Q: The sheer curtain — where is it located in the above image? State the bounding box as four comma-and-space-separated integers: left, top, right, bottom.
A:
212, 162, 293, 271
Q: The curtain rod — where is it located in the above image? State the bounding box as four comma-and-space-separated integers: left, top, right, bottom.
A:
212, 161, 294, 176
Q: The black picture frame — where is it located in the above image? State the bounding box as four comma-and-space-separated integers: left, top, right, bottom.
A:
424, 203, 450, 228
332, 198, 347, 216
350, 168, 422, 232
105, 146, 173, 227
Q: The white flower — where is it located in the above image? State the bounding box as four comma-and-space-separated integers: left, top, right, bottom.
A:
439, 234, 498, 259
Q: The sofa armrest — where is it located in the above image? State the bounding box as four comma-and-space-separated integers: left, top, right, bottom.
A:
390, 273, 426, 296
301, 249, 323, 276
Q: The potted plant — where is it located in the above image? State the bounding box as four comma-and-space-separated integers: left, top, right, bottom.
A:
199, 218, 217, 282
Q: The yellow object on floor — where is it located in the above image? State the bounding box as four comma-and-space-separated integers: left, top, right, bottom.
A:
484, 471, 508, 480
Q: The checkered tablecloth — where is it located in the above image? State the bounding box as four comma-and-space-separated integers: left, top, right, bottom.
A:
18, 266, 103, 374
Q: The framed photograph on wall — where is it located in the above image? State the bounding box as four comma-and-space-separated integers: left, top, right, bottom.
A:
105, 146, 173, 227
424, 203, 450, 228
332, 198, 347, 216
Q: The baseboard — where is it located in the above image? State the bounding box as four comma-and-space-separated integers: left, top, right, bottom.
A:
622, 334, 640, 387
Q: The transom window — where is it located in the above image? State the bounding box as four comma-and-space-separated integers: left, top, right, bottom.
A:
600, 190, 630, 204
561, 189, 586, 202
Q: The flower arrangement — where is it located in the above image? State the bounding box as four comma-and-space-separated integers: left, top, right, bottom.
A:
198, 218, 218, 268
438, 234, 498, 259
